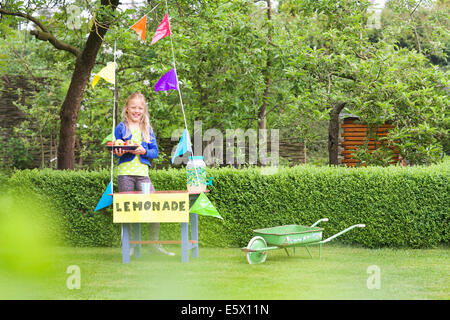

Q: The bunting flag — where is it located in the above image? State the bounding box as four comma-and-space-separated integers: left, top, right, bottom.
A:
151, 13, 172, 45
190, 192, 223, 219
130, 15, 147, 42
171, 129, 192, 164
154, 68, 179, 92
102, 132, 115, 144
94, 182, 113, 212
92, 62, 116, 88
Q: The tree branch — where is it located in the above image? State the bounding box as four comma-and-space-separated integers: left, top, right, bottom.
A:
0, 8, 81, 57
331, 72, 356, 82
410, 0, 423, 16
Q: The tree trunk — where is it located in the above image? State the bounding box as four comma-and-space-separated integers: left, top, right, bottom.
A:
328, 102, 346, 166
259, 78, 270, 130
58, 58, 91, 169
39, 131, 44, 168
412, 26, 422, 54
57, 0, 119, 169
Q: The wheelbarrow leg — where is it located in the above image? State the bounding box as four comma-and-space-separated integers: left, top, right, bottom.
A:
284, 248, 290, 257
319, 243, 322, 259
305, 246, 313, 258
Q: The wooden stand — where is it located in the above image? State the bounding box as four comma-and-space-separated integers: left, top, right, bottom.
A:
120, 191, 205, 263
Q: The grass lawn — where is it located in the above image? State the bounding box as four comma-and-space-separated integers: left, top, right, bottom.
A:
2, 244, 449, 300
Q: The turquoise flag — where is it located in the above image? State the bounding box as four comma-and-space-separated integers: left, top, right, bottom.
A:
171, 129, 192, 164
94, 182, 113, 212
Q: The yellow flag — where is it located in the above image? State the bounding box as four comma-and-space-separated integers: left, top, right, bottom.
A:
92, 62, 116, 88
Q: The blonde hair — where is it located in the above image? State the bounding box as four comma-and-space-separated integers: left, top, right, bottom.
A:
121, 92, 152, 143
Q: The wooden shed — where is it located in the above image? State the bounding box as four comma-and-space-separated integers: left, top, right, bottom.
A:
340, 116, 401, 167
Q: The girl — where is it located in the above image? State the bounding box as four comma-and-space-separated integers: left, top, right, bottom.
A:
114, 92, 174, 256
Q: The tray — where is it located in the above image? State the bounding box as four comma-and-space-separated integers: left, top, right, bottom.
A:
107, 145, 139, 151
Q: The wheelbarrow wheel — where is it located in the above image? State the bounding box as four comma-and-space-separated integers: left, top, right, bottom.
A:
246, 236, 268, 265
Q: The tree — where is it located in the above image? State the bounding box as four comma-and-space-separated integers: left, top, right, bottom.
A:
282, 0, 372, 165
155, 0, 283, 132
1, 0, 120, 169
282, 0, 448, 165
0, 27, 68, 169
1, 0, 446, 170
353, 46, 449, 165
382, 0, 450, 67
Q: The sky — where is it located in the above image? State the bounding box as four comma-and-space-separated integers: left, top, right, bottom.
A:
371, 0, 387, 8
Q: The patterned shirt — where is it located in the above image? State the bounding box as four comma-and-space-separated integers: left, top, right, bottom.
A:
117, 127, 149, 177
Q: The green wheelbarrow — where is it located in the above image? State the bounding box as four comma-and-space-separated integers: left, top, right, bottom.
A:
241, 218, 365, 264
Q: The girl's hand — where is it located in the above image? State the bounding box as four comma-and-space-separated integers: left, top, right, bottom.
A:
130, 146, 146, 156
114, 148, 127, 157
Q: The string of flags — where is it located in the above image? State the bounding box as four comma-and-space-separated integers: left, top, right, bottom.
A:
94, 6, 219, 220
92, 12, 176, 92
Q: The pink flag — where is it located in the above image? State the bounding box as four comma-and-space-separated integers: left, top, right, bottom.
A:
150, 13, 172, 45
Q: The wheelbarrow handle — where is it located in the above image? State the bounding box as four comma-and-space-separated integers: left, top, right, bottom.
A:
319, 224, 365, 244
310, 218, 329, 227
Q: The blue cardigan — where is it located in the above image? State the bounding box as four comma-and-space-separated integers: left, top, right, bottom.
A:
114, 122, 158, 167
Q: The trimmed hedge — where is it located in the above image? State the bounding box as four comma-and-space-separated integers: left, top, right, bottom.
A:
7, 163, 449, 248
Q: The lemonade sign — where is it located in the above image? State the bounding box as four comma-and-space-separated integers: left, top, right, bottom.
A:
113, 192, 189, 223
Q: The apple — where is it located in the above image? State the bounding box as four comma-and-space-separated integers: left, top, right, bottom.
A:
115, 139, 124, 146
107, 141, 114, 146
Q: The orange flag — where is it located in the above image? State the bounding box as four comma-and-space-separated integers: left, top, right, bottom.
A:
131, 15, 147, 42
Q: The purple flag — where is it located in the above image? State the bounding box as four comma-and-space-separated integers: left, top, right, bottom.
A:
155, 68, 179, 92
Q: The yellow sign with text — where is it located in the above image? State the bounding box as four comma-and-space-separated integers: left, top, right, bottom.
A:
113, 192, 189, 223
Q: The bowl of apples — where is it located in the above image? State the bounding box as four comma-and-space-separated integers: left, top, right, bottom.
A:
106, 139, 139, 151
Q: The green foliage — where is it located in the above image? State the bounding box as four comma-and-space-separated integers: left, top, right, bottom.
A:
7, 165, 449, 248
0, 29, 67, 169
354, 47, 449, 164
0, 127, 35, 170
382, 0, 450, 67
352, 142, 397, 167
0, 193, 58, 277
8, 169, 119, 247
0, 0, 448, 169
207, 165, 449, 249
0, 170, 11, 193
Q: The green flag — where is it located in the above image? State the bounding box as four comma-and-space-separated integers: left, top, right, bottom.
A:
189, 192, 223, 219
102, 132, 114, 144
